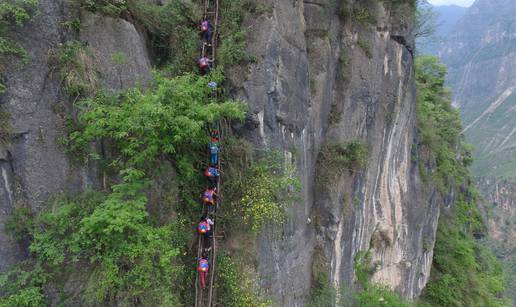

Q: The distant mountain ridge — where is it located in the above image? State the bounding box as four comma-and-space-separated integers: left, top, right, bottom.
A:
440, 0, 516, 178
417, 4, 466, 55
434, 5, 467, 36
438, 1, 516, 305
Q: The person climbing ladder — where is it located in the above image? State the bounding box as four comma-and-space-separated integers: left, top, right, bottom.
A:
204, 166, 220, 186
198, 256, 210, 290
202, 187, 217, 206
200, 17, 214, 46
198, 215, 214, 237
195, 1, 221, 306
209, 140, 219, 165
198, 56, 213, 75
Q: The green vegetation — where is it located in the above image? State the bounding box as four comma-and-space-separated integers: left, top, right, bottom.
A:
217, 254, 270, 307
338, 52, 351, 82
68, 70, 244, 178
353, 251, 413, 307
217, 0, 253, 68
1, 67, 246, 305
308, 250, 413, 306
421, 198, 506, 306
71, 0, 127, 16
357, 39, 373, 59
337, 3, 376, 25
309, 247, 336, 306
71, 0, 200, 74
316, 141, 368, 187
54, 40, 99, 98
1, 190, 191, 306
221, 138, 300, 233
415, 56, 470, 192
0, 0, 290, 304
353, 7, 376, 25
416, 56, 507, 306
0, 0, 38, 92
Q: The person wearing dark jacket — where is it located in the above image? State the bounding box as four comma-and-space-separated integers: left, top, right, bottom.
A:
200, 18, 214, 46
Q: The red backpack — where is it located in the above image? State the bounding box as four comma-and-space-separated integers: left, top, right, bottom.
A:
204, 168, 212, 177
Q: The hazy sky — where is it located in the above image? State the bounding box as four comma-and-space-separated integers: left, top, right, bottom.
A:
428, 0, 475, 6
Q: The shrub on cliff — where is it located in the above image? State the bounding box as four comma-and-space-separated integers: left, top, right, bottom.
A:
416, 56, 507, 306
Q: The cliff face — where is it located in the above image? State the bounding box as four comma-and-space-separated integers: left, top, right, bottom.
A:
1, 0, 441, 305
478, 177, 516, 255
440, 0, 516, 178
0, 0, 152, 271
476, 177, 516, 303
228, 0, 439, 304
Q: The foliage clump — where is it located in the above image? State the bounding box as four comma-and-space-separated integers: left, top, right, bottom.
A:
217, 0, 253, 68
217, 254, 270, 307
416, 56, 507, 306
416, 56, 471, 192
353, 251, 412, 306
1, 189, 190, 306
68, 70, 245, 177
54, 40, 99, 98
0, 0, 39, 92
316, 141, 368, 187
309, 247, 336, 306
222, 138, 300, 233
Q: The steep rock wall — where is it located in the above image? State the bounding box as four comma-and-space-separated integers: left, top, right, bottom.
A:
0, 0, 442, 305
0, 0, 152, 271
477, 177, 515, 255
229, 0, 439, 304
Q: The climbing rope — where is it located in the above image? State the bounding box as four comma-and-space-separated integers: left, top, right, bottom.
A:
195, 1, 220, 306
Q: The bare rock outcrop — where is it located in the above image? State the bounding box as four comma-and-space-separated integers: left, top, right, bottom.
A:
229, 0, 439, 304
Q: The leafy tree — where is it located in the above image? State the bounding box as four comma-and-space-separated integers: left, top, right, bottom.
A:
69, 70, 245, 182
415, 0, 438, 39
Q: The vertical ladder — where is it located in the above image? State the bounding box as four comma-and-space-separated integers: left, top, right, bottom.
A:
195, 1, 221, 306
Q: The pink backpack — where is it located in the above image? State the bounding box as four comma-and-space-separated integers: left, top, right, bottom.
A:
199, 58, 208, 68
201, 21, 209, 32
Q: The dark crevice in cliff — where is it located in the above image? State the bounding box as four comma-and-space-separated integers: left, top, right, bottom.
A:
390, 35, 414, 56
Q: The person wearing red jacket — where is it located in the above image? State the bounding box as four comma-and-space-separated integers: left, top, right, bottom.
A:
198, 257, 209, 289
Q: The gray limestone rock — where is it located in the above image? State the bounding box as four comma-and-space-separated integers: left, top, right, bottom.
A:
79, 10, 152, 91
0, 0, 152, 272
228, 0, 440, 304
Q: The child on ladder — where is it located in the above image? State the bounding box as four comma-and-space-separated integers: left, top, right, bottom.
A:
198, 254, 210, 289
200, 17, 214, 46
